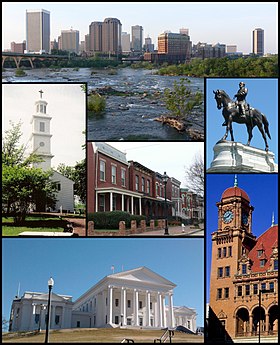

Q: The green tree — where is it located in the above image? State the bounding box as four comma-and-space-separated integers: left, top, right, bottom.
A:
163, 78, 203, 119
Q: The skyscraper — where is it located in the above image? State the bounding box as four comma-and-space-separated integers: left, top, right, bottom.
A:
89, 21, 103, 53
121, 32, 131, 53
252, 28, 264, 56
60, 29, 79, 54
26, 9, 50, 53
131, 25, 143, 52
102, 18, 122, 55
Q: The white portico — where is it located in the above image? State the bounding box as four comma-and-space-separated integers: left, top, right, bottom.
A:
72, 267, 176, 329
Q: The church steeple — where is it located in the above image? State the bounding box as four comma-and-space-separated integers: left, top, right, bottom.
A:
30, 90, 54, 170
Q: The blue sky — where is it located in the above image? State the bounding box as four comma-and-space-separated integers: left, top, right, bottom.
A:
206, 173, 278, 303
206, 78, 278, 168
2, 238, 204, 327
2, 2, 278, 54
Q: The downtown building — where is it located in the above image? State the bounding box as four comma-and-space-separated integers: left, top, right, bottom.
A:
192, 42, 226, 59
208, 180, 278, 342
59, 29, 79, 54
131, 25, 143, 53
9, 267, 197, 332
88, 18, 122, 56
252, 28, 264, 56
25, 9, 50, 53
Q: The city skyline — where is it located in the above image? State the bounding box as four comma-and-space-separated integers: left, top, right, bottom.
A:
2, 238, 204, 327
2, 2, 278, 54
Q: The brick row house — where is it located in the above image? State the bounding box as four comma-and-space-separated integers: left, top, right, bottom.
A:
87, 142, 183, 220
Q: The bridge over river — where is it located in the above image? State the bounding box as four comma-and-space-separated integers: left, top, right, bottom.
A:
2, 52, 69, 68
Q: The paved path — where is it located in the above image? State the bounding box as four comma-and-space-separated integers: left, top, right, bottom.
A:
131, 224, 204, 237
64, 218, 86, 236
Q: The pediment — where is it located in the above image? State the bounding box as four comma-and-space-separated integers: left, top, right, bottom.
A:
33, 292, 71, 302
108, 267, 176, 288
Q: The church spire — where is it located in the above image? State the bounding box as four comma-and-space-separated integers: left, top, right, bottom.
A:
234, 174, 238, 187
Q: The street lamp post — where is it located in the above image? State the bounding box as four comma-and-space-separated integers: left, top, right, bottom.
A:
45, 277, 54, 343
163, 171, 169, 235
258, 289, 270, 343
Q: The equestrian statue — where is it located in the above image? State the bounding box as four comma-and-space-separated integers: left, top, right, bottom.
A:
213, 82, 271, 151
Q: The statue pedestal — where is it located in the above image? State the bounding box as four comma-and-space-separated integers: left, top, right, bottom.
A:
207, 141, 278, 173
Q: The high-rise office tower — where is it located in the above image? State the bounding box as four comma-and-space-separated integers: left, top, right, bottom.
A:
121, 32, 131, 53
131, 25, 143, 52
252, 28, 264, 56
60, 29, 79, 54
89, 21, 103, 53
102, 18, 122, 55
26, 9, 50, 53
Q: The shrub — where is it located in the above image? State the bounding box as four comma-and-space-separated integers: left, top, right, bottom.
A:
88, 211, 146, 229
88, 94, 106, 113
15, 68, 26, 77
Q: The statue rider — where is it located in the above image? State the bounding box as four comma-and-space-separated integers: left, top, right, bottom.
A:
234, 81, 248, 117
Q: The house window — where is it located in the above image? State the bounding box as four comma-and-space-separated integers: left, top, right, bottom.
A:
139, 317, 143, 326
77, 321, 80, 327
223, 247, 227, 257
99, 194, 105, 212
56, 183, 61, 191
121, 169, 126, 187
187, 321, 191, 329
269, 282, 274, 292
93, 316, 96, 326
141, 177, 145, 192
55, 315, 60, 324
127, 318, 132, 326
39, 122, 45, 132
225, 266, 230, 277
105, 297, 107, 306
115, 316, 119, 324
127, 300, 131, 308
136, 175, 139, 191
139, 301, 143, 309
156, 183, 159, 196
261, 283, 266, 291
218, 267, 223, 278
260, 259, 266, 267
242, 264, 247, 274
237, 286, 242, 296
100, 161, 106, 181
35, 314, 40, 324
218, 248, 222, 258
228, 246, 232, 257
257, 250, 263, 257
253, 284, 258, 295
273, 259, 278, 270
115, 299, 119, 307
150, 302, 152, 310
111, 165, 117, 184
224, 287, 229, 299
147, 180, 150, 194
245, 285, 250, 295
217, 288, 222, 299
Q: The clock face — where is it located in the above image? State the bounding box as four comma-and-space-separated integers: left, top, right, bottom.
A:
223, 210, 234, 223
242, 212, 248, 225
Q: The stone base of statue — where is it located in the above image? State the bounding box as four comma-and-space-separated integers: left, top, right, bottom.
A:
207, 140, 278, 173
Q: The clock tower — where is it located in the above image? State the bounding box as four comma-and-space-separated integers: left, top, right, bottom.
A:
30, 90, 54, 170
209, 175, 257, 340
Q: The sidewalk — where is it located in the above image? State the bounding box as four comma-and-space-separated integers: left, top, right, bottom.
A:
131, 224, 204, 237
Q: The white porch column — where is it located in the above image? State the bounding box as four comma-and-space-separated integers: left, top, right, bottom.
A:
133, 289, 139, 326
131, 197, 134, 215
146, 290, 151, 327
121, 287, 127, 326
139, 198, 142, 215
162, 295, 166, 328
51, 305, 56, 329
157, 292, 162, 327
122, 194, 124, 211
108, 285, 113, 324
95, 192, 98, 212
110, 192, 113, 211
168, 293, 175, 328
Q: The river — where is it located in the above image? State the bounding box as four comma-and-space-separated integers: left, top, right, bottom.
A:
2, 67, 204, 141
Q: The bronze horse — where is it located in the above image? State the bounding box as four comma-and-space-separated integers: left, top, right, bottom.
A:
213, 89, 271, 151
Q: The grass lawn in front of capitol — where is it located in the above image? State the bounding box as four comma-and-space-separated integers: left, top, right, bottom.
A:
2, 328, 204, 343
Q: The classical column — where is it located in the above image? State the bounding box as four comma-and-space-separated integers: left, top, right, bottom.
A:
95, 192, 98, 212
131, 197, 134, 215
162, 295, 166, 328
146, 290, 151, 327
133, 289, 139, 326
110, 192, 113, 211
249, 313, 253, 335
139, 198, 142, 216
121, 287, 127, 326
265, 313, 270, 335
108, 286, 113, 324
51, 305, 56, 329
168, 293, 175, 328
157, 292, 162, 327
122, 194, 124, 211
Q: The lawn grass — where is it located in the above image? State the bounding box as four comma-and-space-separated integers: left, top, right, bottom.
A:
2, 226, 64, 236
2, 328, 204, 343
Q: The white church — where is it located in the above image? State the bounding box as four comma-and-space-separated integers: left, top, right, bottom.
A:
9, 267, 197, 333
30, 90, 74, 212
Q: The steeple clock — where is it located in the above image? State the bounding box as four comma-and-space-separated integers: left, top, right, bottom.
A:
30, 90, 54, 170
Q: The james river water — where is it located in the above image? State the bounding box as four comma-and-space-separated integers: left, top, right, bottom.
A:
3, 67, 204, 140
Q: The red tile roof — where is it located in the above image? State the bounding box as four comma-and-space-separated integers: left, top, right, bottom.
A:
221, 186, 250, 202
248, 225, 278, 272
